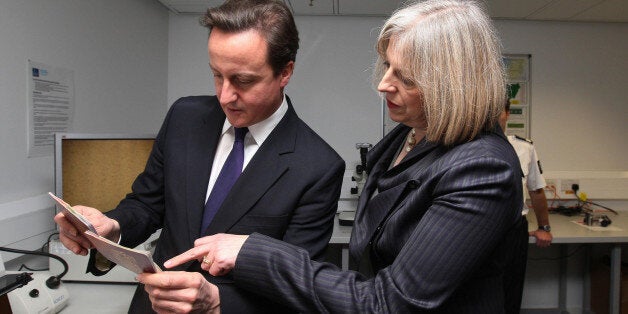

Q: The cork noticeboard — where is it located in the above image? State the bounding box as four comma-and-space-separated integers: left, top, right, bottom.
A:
55, 134, 155, 212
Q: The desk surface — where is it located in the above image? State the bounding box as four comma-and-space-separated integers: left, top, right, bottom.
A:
530, 211, 628, 244
330, 214, 353, 244
331, 211, 628, 245
60, 282, 136, 313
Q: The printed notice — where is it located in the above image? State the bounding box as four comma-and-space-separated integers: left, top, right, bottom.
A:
28, 60, 74, 157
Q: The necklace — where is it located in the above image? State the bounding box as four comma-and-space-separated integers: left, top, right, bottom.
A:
406, 128, 416, 152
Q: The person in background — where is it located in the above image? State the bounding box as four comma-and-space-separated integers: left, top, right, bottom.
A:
500, 99, 553, 247
153, 0, 525, 312
53, 0, 345, 313
499, 98, 553, 313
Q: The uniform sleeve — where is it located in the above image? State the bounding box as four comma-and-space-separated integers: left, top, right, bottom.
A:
525, 145, 546, 191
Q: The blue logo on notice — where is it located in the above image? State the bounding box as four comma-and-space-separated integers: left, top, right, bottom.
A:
32, 68, 39, 77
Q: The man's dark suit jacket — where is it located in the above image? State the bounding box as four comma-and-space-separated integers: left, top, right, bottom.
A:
100, 95, 345, 313
233, 124, 525, 313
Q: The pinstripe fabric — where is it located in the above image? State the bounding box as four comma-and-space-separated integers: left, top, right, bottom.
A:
234, 124, 524, 313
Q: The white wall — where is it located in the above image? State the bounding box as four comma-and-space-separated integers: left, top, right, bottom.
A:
497, 20, 628, 172
168, 14, 386, 170
168, 15, 628, 175
0, 0, 169, 257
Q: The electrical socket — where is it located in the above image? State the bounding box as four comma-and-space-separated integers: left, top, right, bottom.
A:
545, 179, 558, 191
544, 179, 559, 199
561, 179, 580, 194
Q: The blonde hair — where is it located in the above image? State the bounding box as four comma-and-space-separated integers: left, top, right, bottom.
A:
374, 0, 505, 146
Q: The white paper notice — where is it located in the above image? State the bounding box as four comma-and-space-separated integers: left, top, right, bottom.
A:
28, 60, 74, 157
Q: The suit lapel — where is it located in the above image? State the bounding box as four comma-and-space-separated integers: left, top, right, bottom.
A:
201, 101, 298, 236
350, 125, 443, 261
186, 101, 225, 241
350, 125, 405, 260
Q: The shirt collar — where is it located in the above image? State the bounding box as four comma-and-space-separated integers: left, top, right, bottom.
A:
221, 94, 288, 145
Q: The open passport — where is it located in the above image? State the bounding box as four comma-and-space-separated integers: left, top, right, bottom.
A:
48, 192, 161, 274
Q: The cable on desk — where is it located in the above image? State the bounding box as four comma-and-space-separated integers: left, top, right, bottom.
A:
544, 184, 562, 209
0, 246, 68, 289
549, 205, 582, 216
572, 184, 618, 215
582, 199, 618, 215
547, 185, 619, 217
40, 232, 60, 252
11, 232, 63, 272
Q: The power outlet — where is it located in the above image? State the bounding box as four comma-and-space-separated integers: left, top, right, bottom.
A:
544, 179, 559, 199
561, 179, 580, 195
545, 179, 558, 191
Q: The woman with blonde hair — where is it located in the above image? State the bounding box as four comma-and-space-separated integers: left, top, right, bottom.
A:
144, 1, 525, 312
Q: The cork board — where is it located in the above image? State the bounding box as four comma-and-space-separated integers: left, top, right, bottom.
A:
60, 138, 154, 212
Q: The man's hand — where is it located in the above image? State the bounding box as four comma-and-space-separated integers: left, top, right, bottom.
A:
164, 234, 248, 276
137, 271, 220, 314
528, 188, 552, 248
529, 230, 553, 248
53, 205, 120, 255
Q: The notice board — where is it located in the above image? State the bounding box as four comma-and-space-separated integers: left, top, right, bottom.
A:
504, 54, 531, 138
54, 133, 155, 212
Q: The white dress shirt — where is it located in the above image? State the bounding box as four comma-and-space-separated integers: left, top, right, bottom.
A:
205, 96, 288, 202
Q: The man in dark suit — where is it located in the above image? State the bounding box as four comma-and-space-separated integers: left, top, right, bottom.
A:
54, 1, 344, 313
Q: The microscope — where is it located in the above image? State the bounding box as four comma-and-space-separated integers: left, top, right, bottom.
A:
350, 143, 372, 197
583, 211, 612, 227
339, 143, 372, 226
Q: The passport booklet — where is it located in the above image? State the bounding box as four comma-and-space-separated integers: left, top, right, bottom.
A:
48, 192, 161, 274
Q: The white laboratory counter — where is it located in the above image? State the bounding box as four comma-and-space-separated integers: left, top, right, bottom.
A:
59, 282, 136, 313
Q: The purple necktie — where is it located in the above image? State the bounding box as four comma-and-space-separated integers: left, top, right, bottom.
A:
200, 127, 248, 233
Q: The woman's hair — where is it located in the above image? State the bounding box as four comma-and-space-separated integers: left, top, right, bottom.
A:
374, 0, 506, 146
200, 0, 299, 76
